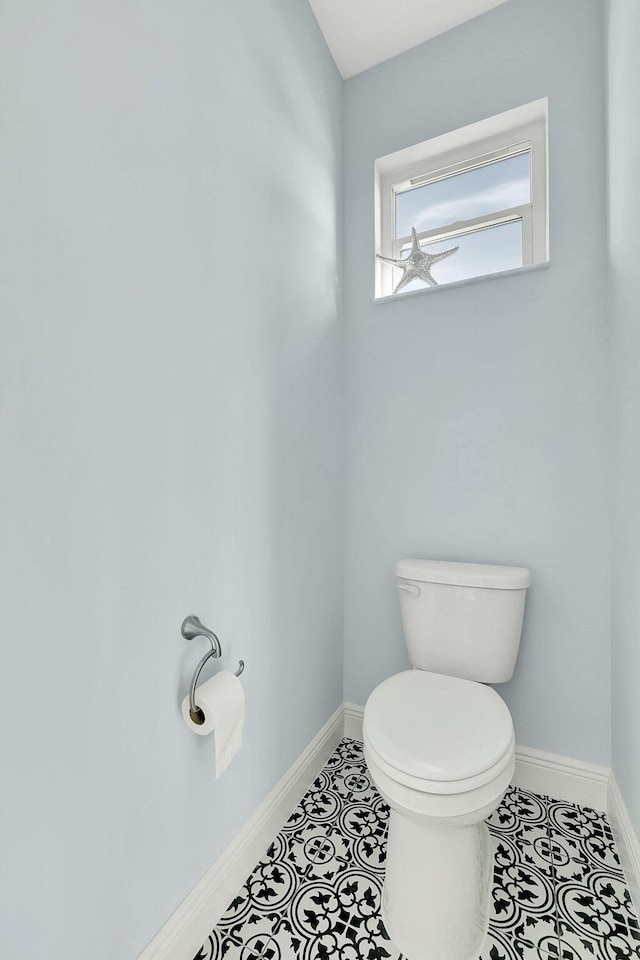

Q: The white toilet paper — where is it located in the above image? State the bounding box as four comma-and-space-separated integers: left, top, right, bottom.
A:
181, 671, 245, 778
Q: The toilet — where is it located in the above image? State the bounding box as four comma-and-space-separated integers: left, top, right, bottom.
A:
363, 558, 531, 960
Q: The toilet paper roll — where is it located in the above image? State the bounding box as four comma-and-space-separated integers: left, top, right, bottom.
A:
181, 671, 245, 778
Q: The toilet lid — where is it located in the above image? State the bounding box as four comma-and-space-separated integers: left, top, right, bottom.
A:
364, 670, 514, 784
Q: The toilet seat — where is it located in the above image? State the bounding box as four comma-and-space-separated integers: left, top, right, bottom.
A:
363, 670, 515, 795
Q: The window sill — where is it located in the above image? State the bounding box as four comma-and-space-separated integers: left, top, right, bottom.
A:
373, 260, 550, 305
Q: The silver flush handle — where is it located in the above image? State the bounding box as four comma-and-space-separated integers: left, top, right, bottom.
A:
396, 582, 420, 597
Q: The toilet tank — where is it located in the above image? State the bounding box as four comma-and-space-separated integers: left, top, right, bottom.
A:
396, 559, 531, 684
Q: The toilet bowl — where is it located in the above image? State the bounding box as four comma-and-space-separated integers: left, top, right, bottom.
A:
364, 670, 516, 960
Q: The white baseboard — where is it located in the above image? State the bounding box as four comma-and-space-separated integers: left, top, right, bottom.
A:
608, 773, 640, 916
137, 703, 344, 960
342, 702, 610, 812
344, 701, 364, 741
512, 745, 610, 812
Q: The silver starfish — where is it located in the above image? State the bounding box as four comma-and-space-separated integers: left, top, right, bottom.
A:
377, 227, 459, 294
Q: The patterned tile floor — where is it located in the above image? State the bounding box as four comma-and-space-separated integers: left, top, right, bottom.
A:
194, 738, 639, 960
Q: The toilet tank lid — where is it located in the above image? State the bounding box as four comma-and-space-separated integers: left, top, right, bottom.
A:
396, 558, 531, 590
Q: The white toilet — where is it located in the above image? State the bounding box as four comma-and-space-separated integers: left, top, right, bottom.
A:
363, 558, 531, 960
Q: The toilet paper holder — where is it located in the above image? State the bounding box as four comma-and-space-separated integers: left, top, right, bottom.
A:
182, 615, 245, 721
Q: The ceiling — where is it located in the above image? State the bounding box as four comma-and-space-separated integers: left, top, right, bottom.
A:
308, 0, 510, 79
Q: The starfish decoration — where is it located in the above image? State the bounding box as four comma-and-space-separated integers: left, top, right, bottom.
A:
377, 227, 459, 294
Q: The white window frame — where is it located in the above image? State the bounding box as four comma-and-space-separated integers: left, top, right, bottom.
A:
374, 99, 548, 299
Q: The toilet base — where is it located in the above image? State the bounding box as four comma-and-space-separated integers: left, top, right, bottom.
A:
381, 808, 493, 960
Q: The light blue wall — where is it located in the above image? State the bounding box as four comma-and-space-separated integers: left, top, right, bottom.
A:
343, 0, 611, 764
0, 2, 342, 958
607, 0, 640, 835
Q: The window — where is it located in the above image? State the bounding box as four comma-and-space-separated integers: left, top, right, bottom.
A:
374, 99, 548, 298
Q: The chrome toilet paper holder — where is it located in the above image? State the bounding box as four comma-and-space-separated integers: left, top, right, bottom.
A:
182, 615, 245, 723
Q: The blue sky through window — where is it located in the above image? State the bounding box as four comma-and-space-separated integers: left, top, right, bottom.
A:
395, 152, 531, 239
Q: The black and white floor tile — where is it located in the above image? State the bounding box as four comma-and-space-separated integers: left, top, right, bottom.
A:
194, 739, 638, 960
